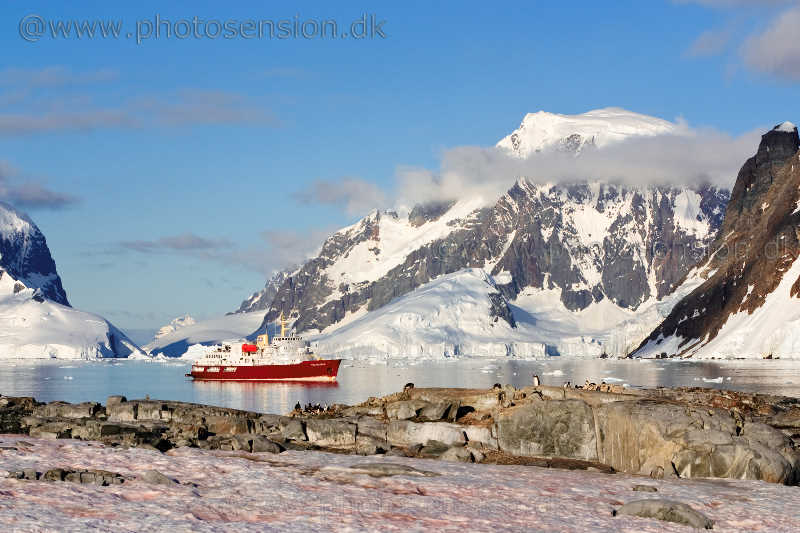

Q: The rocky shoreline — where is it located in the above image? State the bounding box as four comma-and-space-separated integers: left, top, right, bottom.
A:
3, 383, 799, 486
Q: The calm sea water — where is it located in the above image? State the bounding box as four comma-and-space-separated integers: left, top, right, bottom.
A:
1, 358, 800, 415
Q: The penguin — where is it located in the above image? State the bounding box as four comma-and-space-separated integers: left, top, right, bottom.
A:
493, 383, 502, 390
403, 382, 415, 392
294, 402, 301, 412
532, 374, 540, 387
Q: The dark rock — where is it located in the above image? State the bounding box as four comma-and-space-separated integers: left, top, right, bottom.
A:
42, 468, 66, 481
279, 418, 306, 441
613, 499, 714, 529
345, 462, 439, 477
632, 484, 658, 492
386, 400, 426, 421
250, 435, 283, 454
418, 440, 451, 459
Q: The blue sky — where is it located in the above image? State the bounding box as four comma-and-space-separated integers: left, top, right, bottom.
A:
0, 0, 798, 333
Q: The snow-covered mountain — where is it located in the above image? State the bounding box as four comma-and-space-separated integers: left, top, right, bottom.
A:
635, 122, 800, 359
0, 268, 142, 359
0, 202, 143, 359
230, 108, 730, 359
145, 311, 265, 358
152, 314, 196, 342
0, 202, 69, 305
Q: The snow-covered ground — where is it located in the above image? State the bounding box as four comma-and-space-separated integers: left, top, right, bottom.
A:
0, 435, 798, 532
144, 311, 265, 358
0, 272, 142, 360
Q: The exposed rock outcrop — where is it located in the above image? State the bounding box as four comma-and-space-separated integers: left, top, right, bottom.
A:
4, 384, 799, 485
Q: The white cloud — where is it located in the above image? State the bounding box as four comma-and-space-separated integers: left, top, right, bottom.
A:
292, 177, 387, 216
686, 26, 734, 57
394, 126, 762, 207
741, 6, 800, 80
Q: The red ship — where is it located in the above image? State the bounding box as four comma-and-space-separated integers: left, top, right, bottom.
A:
188, 313, 341, 382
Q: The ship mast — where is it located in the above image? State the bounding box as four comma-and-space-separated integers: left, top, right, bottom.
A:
280, 311, 287, 338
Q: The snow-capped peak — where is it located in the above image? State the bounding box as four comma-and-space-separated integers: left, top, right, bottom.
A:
775, 121, 797, 133
496, 107, 676, 158
154, 314, 197, 341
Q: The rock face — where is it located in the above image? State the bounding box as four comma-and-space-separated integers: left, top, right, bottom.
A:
235, 270, 290, 314
6, 384, 800, 486
0, 202, 68, 305
635, 123, 800, 358
247, 182, 726, 337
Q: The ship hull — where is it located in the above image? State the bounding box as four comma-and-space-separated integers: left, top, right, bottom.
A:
188, 359, 341, 382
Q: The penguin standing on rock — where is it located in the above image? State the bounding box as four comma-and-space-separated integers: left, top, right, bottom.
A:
532, 374, 540, 387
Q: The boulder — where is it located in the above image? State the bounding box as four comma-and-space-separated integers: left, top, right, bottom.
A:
494, 399, 597, 461
387, 421, 466, 447
595, 400, 800, 484
106, 402, 138, 422
305, 419, 356, 448
463, 425, 498, 450
34, 402, 101, 420
279, 418, 306, 441
29, 421, 72, 440
42, 468, 66, 481
440, 446, 474, 463
141, 469, 177, 485
341, 405, 384, 417
418, 401, 453, 421
250, 435, 283, 454
613, 499, 714, 529
386, 400, 427, 421
355, 435, 387, 455
356, 417, 388, 441
418, 440, 451, 459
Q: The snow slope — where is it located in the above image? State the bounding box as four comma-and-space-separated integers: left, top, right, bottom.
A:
0, 271, 142, 359
144, 311, 265, 358
314, 268, 540, 360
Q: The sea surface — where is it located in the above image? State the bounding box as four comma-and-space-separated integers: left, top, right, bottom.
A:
1, 358, 800, 415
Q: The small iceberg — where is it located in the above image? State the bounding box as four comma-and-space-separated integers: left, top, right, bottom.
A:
702, 377, 723, 384
543, 369, 564, 377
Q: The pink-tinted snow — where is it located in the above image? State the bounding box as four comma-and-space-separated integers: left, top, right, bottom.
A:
1, 435, 799, 532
